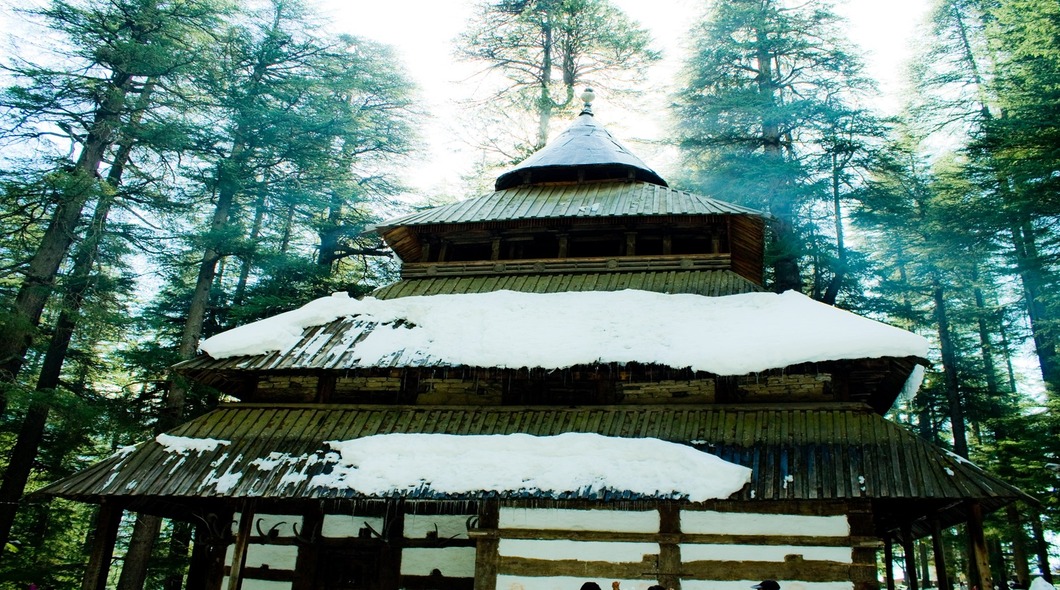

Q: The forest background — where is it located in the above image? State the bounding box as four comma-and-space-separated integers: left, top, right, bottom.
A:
0, 0, 1057, 588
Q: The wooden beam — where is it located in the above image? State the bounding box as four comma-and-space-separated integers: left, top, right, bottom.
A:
930, 519, 951, 590
228, 506, 256, 590
659, 503, 681, 590
81, 501, 123, 590
473, 501, 499, 590
901, 524, 920, 590
379, 501, 405, 590
884, 536, 896, 590
967, 501, 995, 590
292, 506, 323, 590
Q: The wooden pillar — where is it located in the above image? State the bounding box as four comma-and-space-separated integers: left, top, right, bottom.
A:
228, 505, 255, 590
187, 511, 234, 590
473, 500, 500, 590
292, 505, 323, 590
658, 503, 682, 590
967, 502, 994, 590
81, 501, 123, 590
379, 501, 405, 590
885, 535, 897, 590
849, 504, 881, 590
931, 519, 952, 590
557, 234, 568, 258
901, 524, 920, 590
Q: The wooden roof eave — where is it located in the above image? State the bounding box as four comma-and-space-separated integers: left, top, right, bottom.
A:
36, 405, 1029, 537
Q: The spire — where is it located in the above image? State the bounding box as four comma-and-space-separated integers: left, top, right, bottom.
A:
579, 87, 595, 116
494, 89, 668, 190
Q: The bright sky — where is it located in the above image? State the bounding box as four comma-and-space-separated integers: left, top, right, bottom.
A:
316, 0, 933, 199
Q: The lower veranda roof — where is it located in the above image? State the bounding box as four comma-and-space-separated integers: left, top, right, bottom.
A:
186, 289, 929, 375
38, 404, 1028, 536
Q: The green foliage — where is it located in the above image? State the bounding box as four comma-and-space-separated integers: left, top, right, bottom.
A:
674, 0, 880, 296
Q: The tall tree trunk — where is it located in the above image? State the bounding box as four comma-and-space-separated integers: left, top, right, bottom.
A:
1010, 222, 1060, 394
755, 26, 800, 293
932, 275, 969, 457
117, 137, 247, 590
0, 70, 134, 410
535, 14, 554, 151
233, 178, 268, 306
0, 75, 149, 555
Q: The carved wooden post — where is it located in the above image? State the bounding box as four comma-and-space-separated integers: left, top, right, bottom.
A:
473, 500, 500, 590
658, 502, 682, 590
81, 501, 123, 590
967, 501, 994, 590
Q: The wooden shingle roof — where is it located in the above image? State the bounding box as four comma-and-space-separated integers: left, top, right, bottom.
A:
371, 269, 761, 299
371, 182, 762, 232
38, 404, 1026, 536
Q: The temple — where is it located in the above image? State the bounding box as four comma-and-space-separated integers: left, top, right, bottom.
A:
42, 91, 1030, 590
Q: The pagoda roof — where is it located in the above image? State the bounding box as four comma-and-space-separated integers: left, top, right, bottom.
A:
37, 404, 1029, 537
186, 290, 928, 376
372, 181, 762, 232
370, 269, 762, 299
494, 112, 668, 190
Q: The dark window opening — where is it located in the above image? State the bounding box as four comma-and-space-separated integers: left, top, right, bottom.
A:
568, 234, 623, 258
446, 242, 492, 262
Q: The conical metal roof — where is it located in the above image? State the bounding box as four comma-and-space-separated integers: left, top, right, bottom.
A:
494, 111, 668, 190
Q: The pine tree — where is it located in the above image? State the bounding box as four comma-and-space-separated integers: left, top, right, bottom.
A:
457, 0, 658, 157
674, 0, 873, 294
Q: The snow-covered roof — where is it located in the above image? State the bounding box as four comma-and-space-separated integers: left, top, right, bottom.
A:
197, 289, 929, 376
39, 405, 1032, 528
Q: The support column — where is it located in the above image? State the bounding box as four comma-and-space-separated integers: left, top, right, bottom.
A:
292, 505, 323, 590
885, 536, 896, 590
187, 511, 233, 590
227, 505, 255, 590
379, 501, 405, 590
967, 502, 995, 590
658, 502, 682, 590
81, 501, 123, 590
931, 519, 951, 590
473, 500, 500, 590
901, 525, 920, 590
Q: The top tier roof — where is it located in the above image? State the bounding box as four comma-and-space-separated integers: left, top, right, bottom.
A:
494, 111, 668, 190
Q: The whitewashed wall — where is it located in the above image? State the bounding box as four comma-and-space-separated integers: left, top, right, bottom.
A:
494, 508, 858, 590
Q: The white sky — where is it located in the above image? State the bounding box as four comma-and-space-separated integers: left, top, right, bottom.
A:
316, 0, 933, 199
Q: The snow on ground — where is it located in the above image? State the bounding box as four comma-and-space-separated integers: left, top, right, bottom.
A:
199, 289, 929, 375
309, 432, 751, 502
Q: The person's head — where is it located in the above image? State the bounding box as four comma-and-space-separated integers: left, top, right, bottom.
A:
648, 585, 666, 590
580, 583, 602, 590
753, 581, 781, 590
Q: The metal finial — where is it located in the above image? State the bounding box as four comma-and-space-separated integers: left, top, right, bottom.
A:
580, 87, 595, 115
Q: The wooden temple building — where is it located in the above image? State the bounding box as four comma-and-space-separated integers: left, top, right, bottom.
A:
42, 94, 1031, 590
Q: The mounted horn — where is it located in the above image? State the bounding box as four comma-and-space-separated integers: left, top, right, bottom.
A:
292, 520, 321, 546
256, 518, 285, 541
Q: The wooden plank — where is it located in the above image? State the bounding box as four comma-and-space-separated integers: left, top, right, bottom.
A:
228, 505, 256, 590
474, 501, 500, 590
80, 501, 123, 590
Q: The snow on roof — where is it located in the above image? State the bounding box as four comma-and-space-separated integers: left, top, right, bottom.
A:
198, 289, 929, 375
309, 432, 752, 501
